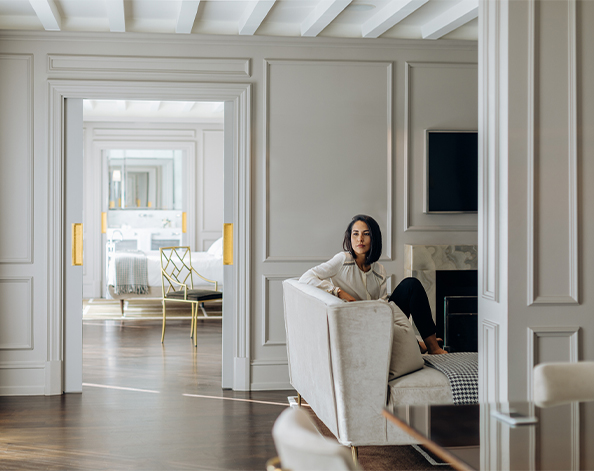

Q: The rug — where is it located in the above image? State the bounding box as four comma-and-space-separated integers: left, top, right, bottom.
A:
307, 408, 454, 471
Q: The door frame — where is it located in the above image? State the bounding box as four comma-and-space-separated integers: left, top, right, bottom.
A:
46, 79, 252, 393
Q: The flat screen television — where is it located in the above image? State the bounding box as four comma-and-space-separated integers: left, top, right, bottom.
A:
426, 130, 478, 213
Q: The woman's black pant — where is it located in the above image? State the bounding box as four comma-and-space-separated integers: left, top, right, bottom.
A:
388, 277, 436, 340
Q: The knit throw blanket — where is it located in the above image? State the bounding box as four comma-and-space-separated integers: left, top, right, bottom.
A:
423, 352, 478, 405
113, 251, 150, 295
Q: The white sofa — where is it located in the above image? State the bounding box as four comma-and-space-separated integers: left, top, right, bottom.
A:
282, 278, 453, 447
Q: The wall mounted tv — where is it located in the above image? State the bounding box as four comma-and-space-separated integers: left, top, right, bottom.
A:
425, 130, 478, 213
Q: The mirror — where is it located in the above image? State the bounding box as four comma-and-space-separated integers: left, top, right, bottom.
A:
107, 149, 183, 210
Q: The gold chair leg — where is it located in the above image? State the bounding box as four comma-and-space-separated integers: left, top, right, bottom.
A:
193, 303, 199, 347
297, 393, 302, 407
351, 446, 358, 465
190, 303, 195, 338
161, 300, 166, 343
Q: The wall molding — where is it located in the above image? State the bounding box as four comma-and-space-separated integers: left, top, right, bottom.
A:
48, 54, 251, 78
480, 319, 499, 404
478, 5, 499, 301
261, 275, 295, 347
48, 79, 252, 392
263, 59, 393, 262
0, 277, 33, 350
403, 61, 479, 233
527, 0, 578, 306
93, 128, 197, 139
0, 30, 478, 52
0, 54, 34, 264
527, 325, 580, 468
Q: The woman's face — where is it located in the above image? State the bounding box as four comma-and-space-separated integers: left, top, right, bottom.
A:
351, 220, 371, 258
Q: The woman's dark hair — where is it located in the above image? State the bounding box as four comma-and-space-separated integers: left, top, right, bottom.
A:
342, 214, 382, 265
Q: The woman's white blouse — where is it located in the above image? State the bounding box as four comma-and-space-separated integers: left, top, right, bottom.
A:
299, 252, 388, 301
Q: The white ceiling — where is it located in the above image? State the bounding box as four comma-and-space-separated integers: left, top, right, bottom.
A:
0, 0, 478, 41
83, 99, 225, 122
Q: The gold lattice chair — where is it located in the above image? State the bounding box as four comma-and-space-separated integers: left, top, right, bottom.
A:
160, 246, 222, 346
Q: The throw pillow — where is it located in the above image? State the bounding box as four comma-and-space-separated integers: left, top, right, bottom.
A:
388, 302, 424, 380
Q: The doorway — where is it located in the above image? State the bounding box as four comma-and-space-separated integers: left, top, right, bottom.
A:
49, 80, 252, 394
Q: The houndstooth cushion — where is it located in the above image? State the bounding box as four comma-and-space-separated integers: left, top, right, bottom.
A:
423, 352, 478, 405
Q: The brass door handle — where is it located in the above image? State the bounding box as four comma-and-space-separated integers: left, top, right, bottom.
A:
223, 223, 233, 265
72, 223, 83, 266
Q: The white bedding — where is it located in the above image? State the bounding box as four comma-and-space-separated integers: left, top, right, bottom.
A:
107, 238, 224, 293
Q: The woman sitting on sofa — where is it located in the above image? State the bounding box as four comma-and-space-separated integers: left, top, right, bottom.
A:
299, 214, 447, 355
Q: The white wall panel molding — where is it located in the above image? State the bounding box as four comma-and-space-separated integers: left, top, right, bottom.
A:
250, 359, 291, 390
478, 1, 499, 301
527, 0, 578, 306
527, 325, 579, 399
92, 128, 197, 139
403, 61, 478, 233
263, 59, 393, 263
0, 54, 34, 264
48, 79, 251, 391
0, 361, 45, 369
47, 55, 251, 79
479, 319, 499, 404
261, 275, 293, 347
201, 130, 224, 235
527, 325, 580, 468
0, 277, 33, 350
1, 30, 478, 52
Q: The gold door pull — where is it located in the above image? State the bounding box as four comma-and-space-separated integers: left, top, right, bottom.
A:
223, 223, 233, 265
72, 223, 83, 266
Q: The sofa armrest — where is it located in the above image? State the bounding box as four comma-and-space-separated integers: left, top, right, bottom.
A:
327, 301, 393, 446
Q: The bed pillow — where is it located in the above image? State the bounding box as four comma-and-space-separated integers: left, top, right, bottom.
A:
207, 237, 224, 257
388, 302, 424, 380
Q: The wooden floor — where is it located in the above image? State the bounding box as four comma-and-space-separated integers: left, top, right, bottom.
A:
0, 319, 294, 471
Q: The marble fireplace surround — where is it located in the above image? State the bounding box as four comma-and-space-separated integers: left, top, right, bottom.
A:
404, 244, 478, 322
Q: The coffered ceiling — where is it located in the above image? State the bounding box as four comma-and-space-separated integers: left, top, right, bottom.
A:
0, 0, 478, 41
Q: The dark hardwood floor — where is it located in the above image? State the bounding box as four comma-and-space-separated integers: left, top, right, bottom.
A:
0, 319, 294, 471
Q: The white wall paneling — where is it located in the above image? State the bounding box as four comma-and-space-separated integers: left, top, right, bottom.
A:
404, 61, 478, 232
47, 55, 251, 79
479, 319, 499, 404
527, 325, 580, 469
526, 0, 578, 306
478, 0, 498, 301
250, 359, 291, 390
261, 275, 293, 347
48, 79, 251, 392
263, 59, 393, 263
200, 129, 224, 250
0, 54, 33, 264
0, 277, 33, 350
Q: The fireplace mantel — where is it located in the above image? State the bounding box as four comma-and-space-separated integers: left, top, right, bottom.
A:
404, 244, 478, 320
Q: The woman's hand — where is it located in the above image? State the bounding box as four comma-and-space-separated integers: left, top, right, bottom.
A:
337, 288, 357, 302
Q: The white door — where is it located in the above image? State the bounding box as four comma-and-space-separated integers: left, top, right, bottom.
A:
64, 98, 84, 393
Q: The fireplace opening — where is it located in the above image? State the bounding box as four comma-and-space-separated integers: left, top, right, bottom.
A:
435, 270, 478, 352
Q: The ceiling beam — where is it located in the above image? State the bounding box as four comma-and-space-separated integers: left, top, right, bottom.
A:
301, 0, 352, 37
362, 0, 429, 38
176, 0, 201, 34
182, 102, 196, 112
239, 1, 276, 35
28, 0, 61, 31
421, 0, 478, 40
105, 0, 125, 33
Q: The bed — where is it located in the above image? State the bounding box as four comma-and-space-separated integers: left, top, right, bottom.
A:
106, 238, 224, 315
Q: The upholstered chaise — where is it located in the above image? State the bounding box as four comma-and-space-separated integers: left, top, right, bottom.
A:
282, 278, 453, 448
